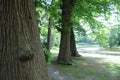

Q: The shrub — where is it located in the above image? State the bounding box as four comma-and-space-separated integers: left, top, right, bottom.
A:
44, 49, 52, 64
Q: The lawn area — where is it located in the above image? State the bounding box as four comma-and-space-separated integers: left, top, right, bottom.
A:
49, 47, 120, 80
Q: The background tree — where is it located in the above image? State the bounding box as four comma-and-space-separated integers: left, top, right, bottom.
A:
108, 25, 120, 47
70, 27, 80, 57
34, 0, 120, 64
57, 0, 76, 63
35, 0, 60, 51
46, 17, 52, 51
57, 0, 120, 63
0, 0, 50, 80
70, 23, 86, 57
58, 0, 112, 63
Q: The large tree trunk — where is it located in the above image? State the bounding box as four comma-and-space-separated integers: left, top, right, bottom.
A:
57, 0, 73, 63
46, 17, 52, 51
58, 31, 71, 63
0, 0, 50, 80
70, 28, 81, 57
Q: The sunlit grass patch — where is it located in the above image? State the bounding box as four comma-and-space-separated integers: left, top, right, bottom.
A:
100, 56, 120, 74
103, 63, 120, 73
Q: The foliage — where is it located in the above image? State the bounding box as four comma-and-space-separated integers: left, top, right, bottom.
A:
72, 0, 118, 47
35, 0, 61, 49
108, 26, 120, 48
50, 29, 60, 47
35, 0, 61, 28
44, 49, 52, 64
73, 0, 111, 18
35, 0, 120, 48
73, 22, 86, 36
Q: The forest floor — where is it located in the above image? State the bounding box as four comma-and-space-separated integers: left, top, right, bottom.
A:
48, 47, 120, 80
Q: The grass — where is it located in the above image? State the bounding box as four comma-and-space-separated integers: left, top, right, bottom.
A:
51, 56, 120, 80
51, 78, 56, 80
53, 58, 110, 80
50, 46, 120, 80
103, 63, 120, 73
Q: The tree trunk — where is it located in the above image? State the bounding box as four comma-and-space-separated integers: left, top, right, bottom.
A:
46, 17, 52, 52
0, 0, 50, 80
70, 28, 81, 57
118, 33, 120, 46
58, 31, 71, 63
57, 0, 73, 63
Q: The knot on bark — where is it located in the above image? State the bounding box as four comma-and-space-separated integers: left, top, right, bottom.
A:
18, 48, 34, 62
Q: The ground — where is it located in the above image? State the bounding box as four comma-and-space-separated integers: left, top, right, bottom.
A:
48, 46, 120, 80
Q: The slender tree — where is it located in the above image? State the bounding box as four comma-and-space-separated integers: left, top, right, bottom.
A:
118, 33, 120, 45
0, 0, 50, 80
46, 17, 52, 51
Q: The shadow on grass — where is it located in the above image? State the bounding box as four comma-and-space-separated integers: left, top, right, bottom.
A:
49, 56, 120, 80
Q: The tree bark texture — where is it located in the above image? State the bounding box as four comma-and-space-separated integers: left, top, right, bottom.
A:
58, 31, 71, 62
0, 0, 50, 80
58, 0, 74, 63
70, 28, 80, 57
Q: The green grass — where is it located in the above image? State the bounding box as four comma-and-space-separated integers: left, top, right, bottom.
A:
52, 57, 119, 80
50, 47, 120, 80
103, 63, 120, 73
51, 78, 56, 80
85, 67, 109, 80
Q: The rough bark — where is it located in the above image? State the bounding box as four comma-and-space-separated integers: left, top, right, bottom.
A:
58, 31, 71, 63
57, 0, 73, 63
0, 0, 50, 80
46, 17, 52, 52
70, 28, 81, 57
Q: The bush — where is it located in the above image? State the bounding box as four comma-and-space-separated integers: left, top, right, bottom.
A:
44, 49, 52, 64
